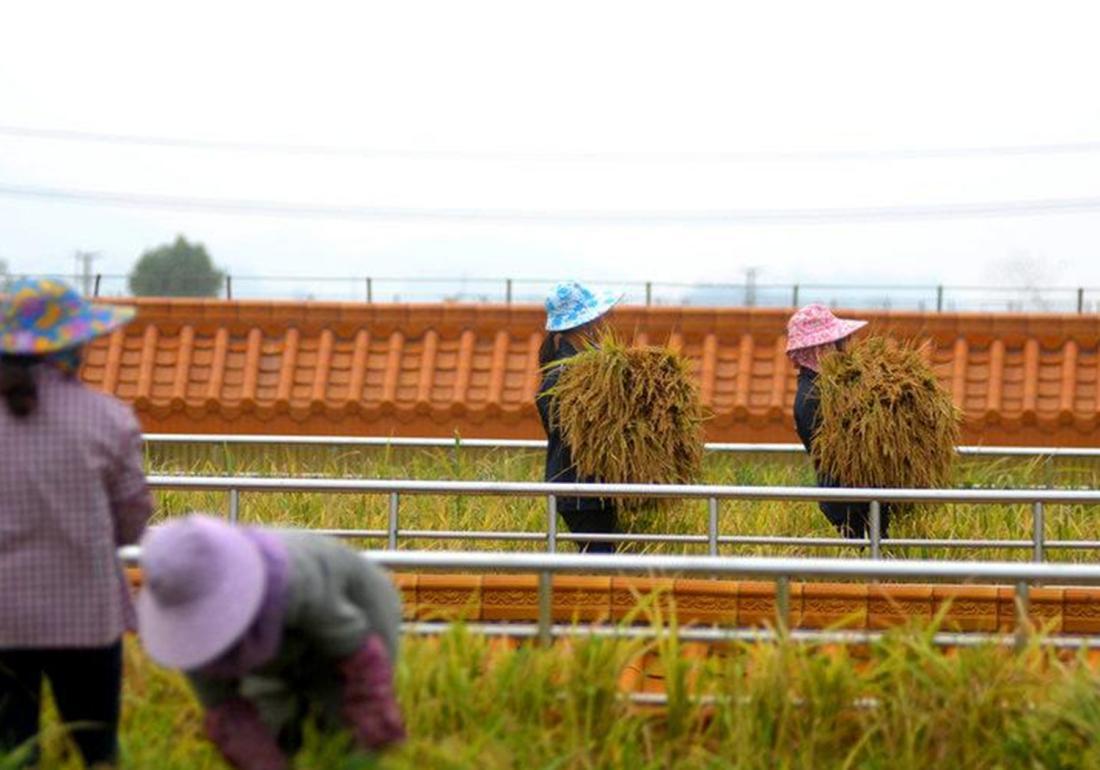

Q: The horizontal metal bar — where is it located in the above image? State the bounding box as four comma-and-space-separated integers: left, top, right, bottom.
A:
883, 538, 1032, 549
261, 526, 1086, 553
145, 434, 547, 450
116, 547, 1100, 583
144, 433, 1100, 459
375, 551, 1100, 583
396, 530, 546, 542
145, 474, 1100, 505
557, 532, 709, 544
401, 621, 1100, 649
223, 524, 1100, 554
282, 528, 704, 545
719, 535, 868, 547
311, 529, 388, 539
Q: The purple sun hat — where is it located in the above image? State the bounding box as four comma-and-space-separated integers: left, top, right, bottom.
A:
136, 515, 268, 670
545, 280, 622, 332
0, 277, 135, 355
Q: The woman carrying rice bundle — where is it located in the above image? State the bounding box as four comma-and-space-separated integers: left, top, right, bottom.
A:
786, 303, 888, 540
536, 281, 622, 553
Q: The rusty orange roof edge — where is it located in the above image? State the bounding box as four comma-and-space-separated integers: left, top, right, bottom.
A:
81, 299, 1100, 444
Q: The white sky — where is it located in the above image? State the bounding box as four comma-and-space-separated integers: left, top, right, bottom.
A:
2, 1, 1100, 304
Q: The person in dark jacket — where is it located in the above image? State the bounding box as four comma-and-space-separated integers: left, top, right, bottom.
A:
535, 281, 622, 553
787, 304, 890, 540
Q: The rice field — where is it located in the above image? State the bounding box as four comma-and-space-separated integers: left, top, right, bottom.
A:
15, 626, 1100, 769
9, 444, 1100, 768
148, 442, 1100, 563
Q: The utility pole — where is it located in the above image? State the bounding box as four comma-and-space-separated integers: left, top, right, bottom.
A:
744, 267, 759, 307
74, 251, 98, 296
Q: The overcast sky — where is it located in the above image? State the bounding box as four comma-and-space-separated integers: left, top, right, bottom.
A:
2, 1, 1099, 305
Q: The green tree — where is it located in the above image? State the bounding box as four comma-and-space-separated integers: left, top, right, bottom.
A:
128, 235, 225, 297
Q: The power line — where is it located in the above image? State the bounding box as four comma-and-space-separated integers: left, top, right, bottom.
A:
2, 182, 1100, 225
3, 124, 1100, 164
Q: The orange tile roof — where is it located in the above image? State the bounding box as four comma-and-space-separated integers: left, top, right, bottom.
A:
81, 299, 1100, 445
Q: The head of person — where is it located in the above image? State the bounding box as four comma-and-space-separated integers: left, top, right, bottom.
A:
0, 278, 135, 418
539, 280, 622, 367
137, 515, 272, 671
785, 303, 867, 373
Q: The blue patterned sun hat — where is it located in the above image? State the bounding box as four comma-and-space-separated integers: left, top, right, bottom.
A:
0, 278, 135, 355
544, 281, 622, 332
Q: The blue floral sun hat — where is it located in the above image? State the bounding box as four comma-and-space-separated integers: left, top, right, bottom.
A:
544, 280, 622, 332
0, 278, 135, 355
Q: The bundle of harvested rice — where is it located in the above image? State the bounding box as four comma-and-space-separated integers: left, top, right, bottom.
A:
812, 337, 961, 490
549, 336, 705, 505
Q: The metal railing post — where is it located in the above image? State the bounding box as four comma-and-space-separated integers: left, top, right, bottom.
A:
935, 285, 944, 312
1015, 580, 1030, 651
537, 571, 553, 647
505, 279, 513, 305
388, 492, 400, 550
226, 275, 233, 300
707, 497, 719, 557
1078, 288, 1085, 314
869, 501, 882, 559
791, 284, 799, 308
539, 494, 557, 646
366, 277, 373, 303
645, 281, 653, 307
93, 274, 102, 297
776, 575, 790, 633
546, 495, 558, 553
1032, 501, 1045, 564
228, 488, 240, 523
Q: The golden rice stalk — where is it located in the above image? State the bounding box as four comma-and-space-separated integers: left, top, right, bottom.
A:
549, 335, 706, 508
812, 337, 962, 491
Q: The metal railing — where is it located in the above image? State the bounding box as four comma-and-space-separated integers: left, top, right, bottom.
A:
12, 272, 1100, 312
117, 546, 1100, 648
145, 475, 1100, 565
144, 433, 1100, 459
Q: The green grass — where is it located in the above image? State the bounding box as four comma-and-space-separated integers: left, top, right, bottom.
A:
147, 443, 1100, 562
15, 627, 1100, 769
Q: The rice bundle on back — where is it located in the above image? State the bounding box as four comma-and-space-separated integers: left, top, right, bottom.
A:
812, 337, 961, 491
550, 336, 705, 507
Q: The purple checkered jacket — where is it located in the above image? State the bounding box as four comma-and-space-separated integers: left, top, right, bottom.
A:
0, 367, 153, 648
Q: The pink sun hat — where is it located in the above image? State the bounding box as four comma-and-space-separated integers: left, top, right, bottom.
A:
786, 304, 867, 353
136, 515, 268, 670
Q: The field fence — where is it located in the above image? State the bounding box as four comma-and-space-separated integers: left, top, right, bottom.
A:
144, 433, 1100, 459
10, 272, 1100, 313
144, 475, 1100, 564
118, 545, 1100, 649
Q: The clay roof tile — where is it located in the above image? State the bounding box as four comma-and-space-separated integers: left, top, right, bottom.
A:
80, 299, 1100, 445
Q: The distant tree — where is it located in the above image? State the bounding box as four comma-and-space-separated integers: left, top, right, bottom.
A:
128, 236, 225, 297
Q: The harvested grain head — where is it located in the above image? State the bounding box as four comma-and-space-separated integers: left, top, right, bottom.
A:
549, 335, 706, 508
812, 337, 961, 491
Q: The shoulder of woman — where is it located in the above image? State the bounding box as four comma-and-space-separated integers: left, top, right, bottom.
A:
280, 532, 366, 590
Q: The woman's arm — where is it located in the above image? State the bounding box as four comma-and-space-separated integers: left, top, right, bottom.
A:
535, 364, 560, 435
105, 408, 153, 545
